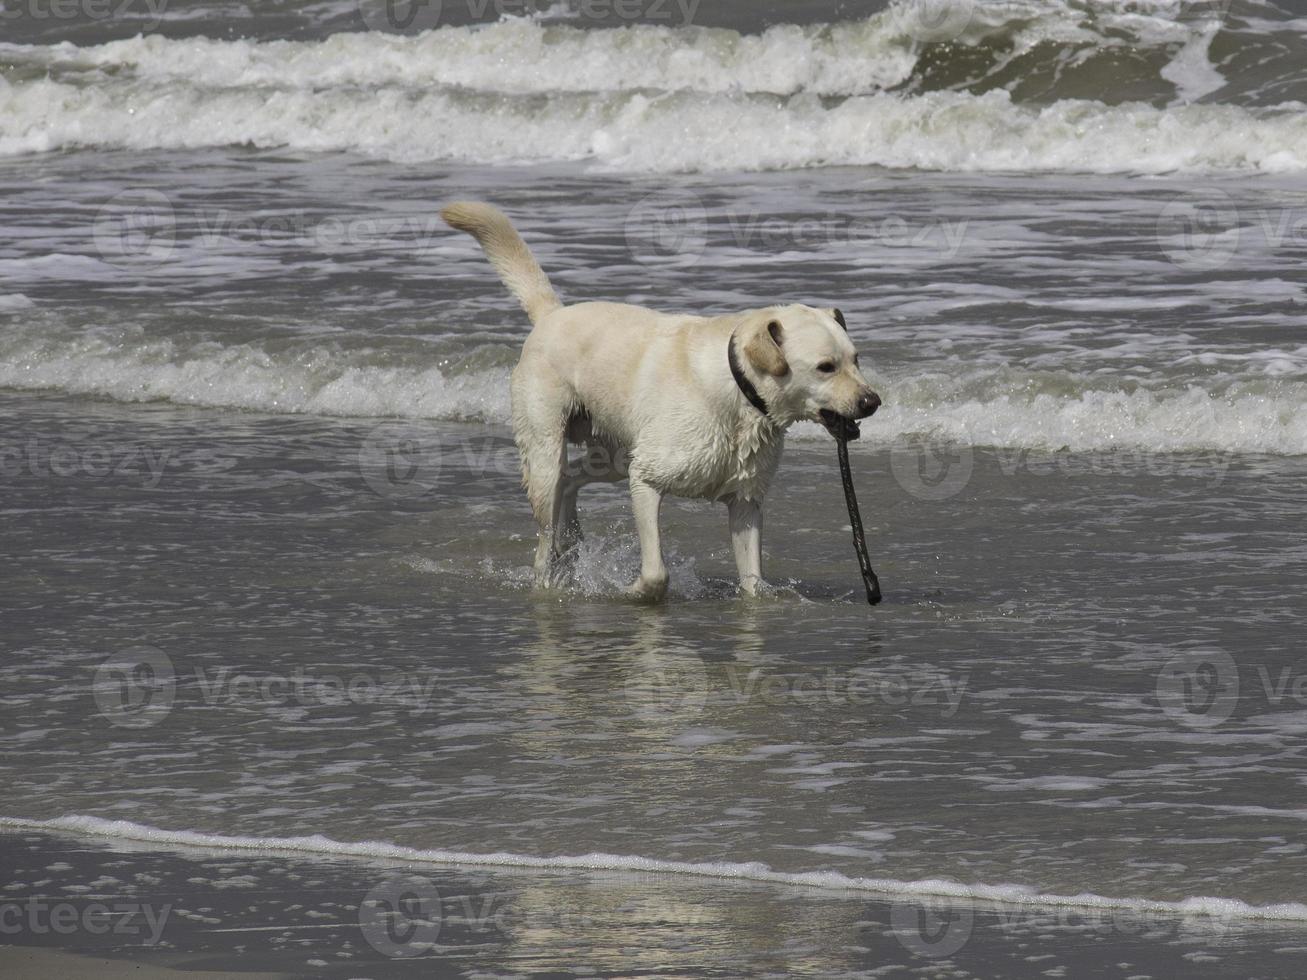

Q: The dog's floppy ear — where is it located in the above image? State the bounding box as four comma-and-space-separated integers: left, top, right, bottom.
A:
743, 317, 788, 377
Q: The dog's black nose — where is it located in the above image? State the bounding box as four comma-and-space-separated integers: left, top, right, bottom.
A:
856, 391, 881, 418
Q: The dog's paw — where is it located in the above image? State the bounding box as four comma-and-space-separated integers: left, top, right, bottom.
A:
534, 547, 579, 590
625, 572, 670, 602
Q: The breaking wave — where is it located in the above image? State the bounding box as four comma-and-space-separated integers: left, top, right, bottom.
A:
2, 324, 1304, 454
5, 814, 1307, 922
2, 0, 1306, 173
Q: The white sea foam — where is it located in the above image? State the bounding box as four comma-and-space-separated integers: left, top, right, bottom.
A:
0, 0, 1233, 99
873, 375, 1307, 456
2, 327, 1304, 454
3, 73, 1303, 174
3, 814, 1305, 921
0, 2, 1303, 173
9, 19, 916, 97
0, 331, 513, 422
1160, 24, 1227, 104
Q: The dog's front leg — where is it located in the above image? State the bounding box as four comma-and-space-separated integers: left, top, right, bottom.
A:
627, 477, 669, 600
727, 496, 764, 596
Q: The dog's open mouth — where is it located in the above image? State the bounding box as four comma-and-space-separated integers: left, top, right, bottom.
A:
819, 409, 860, 440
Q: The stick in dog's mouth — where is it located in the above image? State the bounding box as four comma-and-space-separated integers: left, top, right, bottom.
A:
834, 418, 882, 606
819, 409, 861, 440
820, 383, 882, 439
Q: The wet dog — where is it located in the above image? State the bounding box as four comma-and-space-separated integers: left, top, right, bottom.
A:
442, 201, 879, 599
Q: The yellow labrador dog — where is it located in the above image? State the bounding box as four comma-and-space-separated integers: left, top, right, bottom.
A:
442, 202, 880, 599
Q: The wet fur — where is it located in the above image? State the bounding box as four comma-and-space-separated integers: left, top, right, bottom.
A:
441, 202, 879, 600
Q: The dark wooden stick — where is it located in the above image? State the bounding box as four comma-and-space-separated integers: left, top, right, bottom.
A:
836, 424, 881, 605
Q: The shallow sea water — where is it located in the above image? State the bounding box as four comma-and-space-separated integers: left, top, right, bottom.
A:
5, 2, 1307, 974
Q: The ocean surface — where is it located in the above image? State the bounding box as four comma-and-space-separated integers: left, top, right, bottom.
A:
3, 1, 1307, 976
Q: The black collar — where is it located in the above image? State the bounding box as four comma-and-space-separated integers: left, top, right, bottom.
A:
727, 335, 769, 419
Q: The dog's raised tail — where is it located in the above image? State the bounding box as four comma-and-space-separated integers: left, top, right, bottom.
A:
441, 202, 562, 324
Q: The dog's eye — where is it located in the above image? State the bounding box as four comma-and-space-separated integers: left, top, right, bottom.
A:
817, 361, 837, 374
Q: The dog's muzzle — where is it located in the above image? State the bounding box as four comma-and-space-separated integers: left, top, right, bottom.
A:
819, 391, 880, 440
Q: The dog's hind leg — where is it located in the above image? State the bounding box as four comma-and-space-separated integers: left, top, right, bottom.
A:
513, 366, 580, 587
557, 442, 627, 552
519, 433, 570, 587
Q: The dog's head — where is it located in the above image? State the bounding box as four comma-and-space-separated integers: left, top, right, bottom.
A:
736, 305, 880, 438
